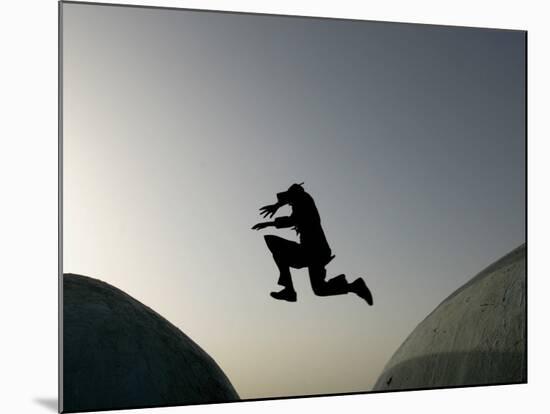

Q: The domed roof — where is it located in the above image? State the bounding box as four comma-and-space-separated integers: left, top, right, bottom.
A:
373, 244, 526, 391
62, 274, 239, 412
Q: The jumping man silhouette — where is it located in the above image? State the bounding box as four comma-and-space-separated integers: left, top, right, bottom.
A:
252, 183, 373, 305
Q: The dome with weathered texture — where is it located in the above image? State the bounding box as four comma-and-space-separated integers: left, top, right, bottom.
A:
62, 274, 239, 412
373, 244, 526, 391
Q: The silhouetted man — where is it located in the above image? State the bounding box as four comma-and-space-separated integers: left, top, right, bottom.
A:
252, 183, 373, 305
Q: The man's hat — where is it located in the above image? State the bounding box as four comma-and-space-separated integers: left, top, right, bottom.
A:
287, 182, 305, 193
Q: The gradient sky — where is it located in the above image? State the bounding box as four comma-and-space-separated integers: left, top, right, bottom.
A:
62, 2, 525, 399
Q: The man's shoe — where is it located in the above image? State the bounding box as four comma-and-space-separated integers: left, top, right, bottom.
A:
351, 278, 373, 306
270, 289, 297, 302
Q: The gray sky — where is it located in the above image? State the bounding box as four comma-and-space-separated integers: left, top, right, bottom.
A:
62, 2, 525, 399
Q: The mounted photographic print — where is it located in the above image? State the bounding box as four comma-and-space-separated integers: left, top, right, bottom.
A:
59, 1, 527, 412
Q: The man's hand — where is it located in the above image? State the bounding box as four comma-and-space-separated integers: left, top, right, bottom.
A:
251, 222, 272, 231
259, 203, 281, 219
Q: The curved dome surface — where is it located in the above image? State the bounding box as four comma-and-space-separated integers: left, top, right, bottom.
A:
373, 244, 526, 391
62, 274, 239, 412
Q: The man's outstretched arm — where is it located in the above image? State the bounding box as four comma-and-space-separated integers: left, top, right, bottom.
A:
251, 216, 295, 231
273, 216, 295, 228
251, 221, 274, 230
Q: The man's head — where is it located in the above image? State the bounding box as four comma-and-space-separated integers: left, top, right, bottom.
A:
277, 182, 305, 205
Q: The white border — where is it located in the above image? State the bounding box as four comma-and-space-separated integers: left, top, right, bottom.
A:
60, 0, 529, 30
2, 1, 548, 413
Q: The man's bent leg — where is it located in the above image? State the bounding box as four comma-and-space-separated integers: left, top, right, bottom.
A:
309, 266, 373, 304
271, 259, 297, 302
264, 235, 303, 301
275, 257, 294, 291
308, 265, 350, 296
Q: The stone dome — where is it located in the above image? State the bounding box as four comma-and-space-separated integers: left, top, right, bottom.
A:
62, 274, 239, 412
373, 244, 526, 391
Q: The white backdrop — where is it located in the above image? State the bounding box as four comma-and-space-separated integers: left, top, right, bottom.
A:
0, 1, 547, 413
